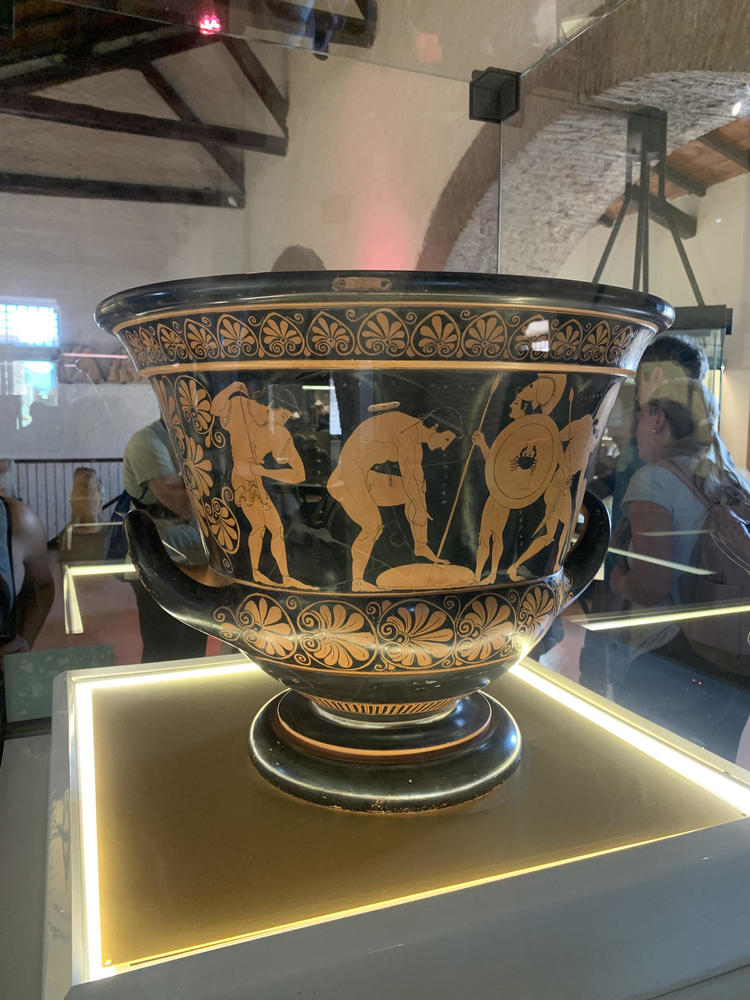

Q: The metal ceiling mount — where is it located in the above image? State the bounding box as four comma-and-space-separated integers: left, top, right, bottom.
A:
593, 106, 732, 338
469, 67, 520, 125
469, 67, 521, 274
594, 106, 702, 300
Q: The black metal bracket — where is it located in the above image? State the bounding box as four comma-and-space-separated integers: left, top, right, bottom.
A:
469, 67, 520, 124
671, 304, 733, 336
0, 0, 14, 39
594, 105, 704, 304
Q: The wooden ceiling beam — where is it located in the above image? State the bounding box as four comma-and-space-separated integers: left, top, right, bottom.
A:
0, 90, 288, 154
597, 185, 696, 238
223, 37, 288, 136
0, 28, 217, 91
140, 63, 245, 191
643, 188, 697, 238
0, 169, 245, 207
661, 164, 706, 197
698, 132, 750, 171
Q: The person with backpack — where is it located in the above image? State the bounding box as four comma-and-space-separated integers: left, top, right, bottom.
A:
122, 419, 208, 663
578, 335, 710, 697
610, 377, 750, 760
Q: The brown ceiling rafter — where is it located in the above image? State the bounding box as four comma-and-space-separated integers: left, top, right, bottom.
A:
698, 131, 750, 171
0, 1, 159, 68
0, 90, 288, 154
598, 183, 696, 238
663, 164, 706, 197
598, 118, 750, 231
140, 63, 245, 192
223, 37, 288, 137
0, 25, 219, 91
0, 169, 244, 207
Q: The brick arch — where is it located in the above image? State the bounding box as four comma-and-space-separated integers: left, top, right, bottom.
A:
417, 0, 750, 274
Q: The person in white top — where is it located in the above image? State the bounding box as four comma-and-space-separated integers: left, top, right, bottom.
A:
610, 377, 750, 759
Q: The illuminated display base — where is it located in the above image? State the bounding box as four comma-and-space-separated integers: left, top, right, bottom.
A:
43, 656, 750, 1000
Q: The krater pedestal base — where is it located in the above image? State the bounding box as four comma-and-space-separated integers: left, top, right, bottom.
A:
248, 690, 521, 812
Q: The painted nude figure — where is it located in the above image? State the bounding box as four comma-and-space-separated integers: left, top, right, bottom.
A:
327, 407, 459, 591
506, 411, 604, 582
211, 382, 311, 589
473, 376, 563, 583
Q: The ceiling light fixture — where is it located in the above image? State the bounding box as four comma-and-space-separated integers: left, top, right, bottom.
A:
198, 13, 222, 35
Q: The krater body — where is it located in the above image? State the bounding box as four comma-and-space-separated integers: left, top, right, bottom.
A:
96, 271, 673, 811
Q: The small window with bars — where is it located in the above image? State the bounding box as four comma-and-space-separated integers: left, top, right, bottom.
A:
0, 300, 59, 348
0, 299, 60, 427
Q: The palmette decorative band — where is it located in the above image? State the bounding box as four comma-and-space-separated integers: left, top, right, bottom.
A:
116, 301, 655, 372
211, 579, 564, 674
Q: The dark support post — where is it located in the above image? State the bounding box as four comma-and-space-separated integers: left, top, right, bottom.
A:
469, 68, 520, 125
594, 106, 704, 303
469, 68, 521, 274
593, 172, 633, 285
0, 0, 13, 38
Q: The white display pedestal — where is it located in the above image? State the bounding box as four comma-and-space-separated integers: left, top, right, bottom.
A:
43, 655, 750, 1000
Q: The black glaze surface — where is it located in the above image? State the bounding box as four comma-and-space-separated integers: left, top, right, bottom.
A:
96, 270, 675, 331
104, 272, 668, 809
248, 690, 522, 812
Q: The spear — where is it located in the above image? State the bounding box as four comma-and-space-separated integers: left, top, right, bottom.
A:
437, 374, 501, 559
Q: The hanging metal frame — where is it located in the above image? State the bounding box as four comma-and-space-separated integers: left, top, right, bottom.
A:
593, 106, 705, 305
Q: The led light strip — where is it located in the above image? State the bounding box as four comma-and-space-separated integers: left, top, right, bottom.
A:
67, 562, 134, 578
510, 661, 750, 814
607, 546, 713, 576
74, 658, 258, 980
570, 602, 750, 631
74, 680, 112, 981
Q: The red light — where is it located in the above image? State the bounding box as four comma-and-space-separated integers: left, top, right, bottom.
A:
198, 12, 222, 34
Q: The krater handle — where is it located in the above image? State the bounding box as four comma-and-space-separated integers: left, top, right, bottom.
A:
561, 490, 610, 609
124, 508, 242, 642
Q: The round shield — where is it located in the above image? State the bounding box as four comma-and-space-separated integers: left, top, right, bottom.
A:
484, 414, 562, 509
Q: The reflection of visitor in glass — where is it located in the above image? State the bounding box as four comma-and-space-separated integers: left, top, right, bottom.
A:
0, 493, 55, 753
611, 378, 750, 759
123, 419, 208, 663
0, 496, 54, 661
636, 334, 709, 405
579, 337, 713, 699
270, 245, 325, 272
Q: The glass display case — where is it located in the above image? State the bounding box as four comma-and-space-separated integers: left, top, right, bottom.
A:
1, 1, 750, 997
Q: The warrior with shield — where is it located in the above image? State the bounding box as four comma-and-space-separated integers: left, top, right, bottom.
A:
473, 376, 565, 583
506, 384, 617, 581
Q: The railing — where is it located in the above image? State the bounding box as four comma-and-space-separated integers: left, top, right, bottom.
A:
14, 458, 124, 542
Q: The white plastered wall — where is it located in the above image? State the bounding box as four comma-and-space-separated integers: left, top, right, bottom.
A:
242, 51, 477, 271
0, 192, 249, 459
0, 50, 478, 461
